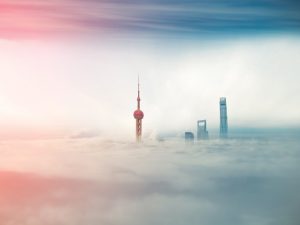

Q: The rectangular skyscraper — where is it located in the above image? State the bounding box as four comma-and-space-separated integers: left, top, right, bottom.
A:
185, 132, 194, 143
220, 97, 228, 137
197, 120, 209, 140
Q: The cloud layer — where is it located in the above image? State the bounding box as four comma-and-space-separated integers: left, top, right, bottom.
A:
0, 133, 300, 225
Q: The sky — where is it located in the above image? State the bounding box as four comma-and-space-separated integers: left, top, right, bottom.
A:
1, 0, 300, 38
0, 0, 300, 139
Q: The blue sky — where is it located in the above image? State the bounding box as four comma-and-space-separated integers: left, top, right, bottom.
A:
1, 0, 300, 39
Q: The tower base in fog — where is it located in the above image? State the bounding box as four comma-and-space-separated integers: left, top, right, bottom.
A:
185, 132, 194, 143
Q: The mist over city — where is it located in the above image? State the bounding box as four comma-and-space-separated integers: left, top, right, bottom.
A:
0, 0, 300, 225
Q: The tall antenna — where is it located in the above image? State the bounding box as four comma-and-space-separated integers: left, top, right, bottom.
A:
137, 74, 140, 109
138, 74, 140, 92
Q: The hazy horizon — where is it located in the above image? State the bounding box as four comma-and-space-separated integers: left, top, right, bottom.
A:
1, 35, 300, 140
1, 1, 300, 224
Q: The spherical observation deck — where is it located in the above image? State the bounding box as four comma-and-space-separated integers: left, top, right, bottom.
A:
133, 109, 144, 120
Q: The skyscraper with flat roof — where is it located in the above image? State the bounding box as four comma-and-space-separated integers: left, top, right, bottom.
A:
197, 120, 209, 140
220, 97, 228, 138
185, 132, 194, 143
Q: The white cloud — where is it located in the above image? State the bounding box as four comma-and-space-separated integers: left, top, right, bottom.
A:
0, 135, 299, 225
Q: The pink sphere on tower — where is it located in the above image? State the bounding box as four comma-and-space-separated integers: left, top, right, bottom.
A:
133, 109, 144, 120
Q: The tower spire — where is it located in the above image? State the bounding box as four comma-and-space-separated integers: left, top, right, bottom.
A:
137, 75, 140, 109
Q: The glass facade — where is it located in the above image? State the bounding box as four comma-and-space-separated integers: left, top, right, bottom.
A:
220, 97, 228, 137
197, 120, 209, 139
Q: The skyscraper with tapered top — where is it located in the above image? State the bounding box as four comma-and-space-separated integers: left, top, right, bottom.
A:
220, 97, 228, 138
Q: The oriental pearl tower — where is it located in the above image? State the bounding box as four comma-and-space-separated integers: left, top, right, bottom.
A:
133, 77, 144, 142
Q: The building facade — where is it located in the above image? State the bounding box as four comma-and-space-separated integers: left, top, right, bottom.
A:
220, 97, 228, 137
185, 132, 194, 143
197, 120, 209, 140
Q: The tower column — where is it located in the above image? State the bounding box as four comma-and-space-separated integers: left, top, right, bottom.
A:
136, 119, 142, 142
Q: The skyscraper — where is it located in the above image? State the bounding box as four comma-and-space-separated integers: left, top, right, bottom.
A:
133, 77, 144, 142
197, 120, 209, 139
185, 132, 194, 143
220, 97, 228, 137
